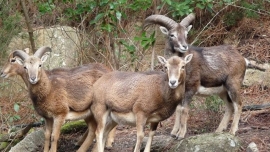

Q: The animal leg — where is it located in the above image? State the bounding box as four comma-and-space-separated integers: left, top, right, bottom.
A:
170, 104, 181, 138
230, 100, 242, 135
134, 113, 147, 152
144, 123, 158, 152
226, 81, 243, 135
95, 110, 110, 152
216, 92, 233, 132
176, 106, 189, 140
76, 116, 97, 152
44, 118, 53, 152
49, 117, 65, 152
105, 126, 117, 148
75, 128, 88, 146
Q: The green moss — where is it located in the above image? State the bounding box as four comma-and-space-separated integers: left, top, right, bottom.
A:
0, 142, 9, 150
61, 120, 87, 134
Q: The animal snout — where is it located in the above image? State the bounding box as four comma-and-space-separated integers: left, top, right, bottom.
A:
182, 45, 188, 50
0, 71, 6, 78
170, 80, 177, 85
30, 77, 35, 81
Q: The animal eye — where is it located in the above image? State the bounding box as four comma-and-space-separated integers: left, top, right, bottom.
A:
170, 34, 175, 38
39, 64, 42, 67
181, 65, 185, 69
11, 59, 16, 62
24, 66, 27, 69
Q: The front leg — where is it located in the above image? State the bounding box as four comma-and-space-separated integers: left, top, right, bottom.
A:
49, 116, 65, 152
134, 113, 147, 152
144, 122, 158, 152
44, 118, 53, 152
175, 106, 189, 140
173, 89, 196, 140
170, 104, 182, 137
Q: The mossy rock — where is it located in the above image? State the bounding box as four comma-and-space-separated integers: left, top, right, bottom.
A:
61, 120, 87, 134
142, 133, 241, 152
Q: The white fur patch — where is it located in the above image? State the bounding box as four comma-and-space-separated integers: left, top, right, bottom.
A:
244, 58, 250, 66
196, 85, 226, 96
111, 112, 136, 126
147, 113, 162, 123
204, 54, 219, 70
66, 110, 91, 121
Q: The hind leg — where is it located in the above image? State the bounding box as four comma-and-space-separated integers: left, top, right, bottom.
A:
76, 116, 97, 152
216, 92, 234, 133
226, 80, 243, 135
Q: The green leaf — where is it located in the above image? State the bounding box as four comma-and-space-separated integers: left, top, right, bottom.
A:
196, 3, 205, 9
116, 11, 122, 21
13, 115, 21, 120
101, 23, 113, 32
90, 13, 105, 24
14, 103, 20, 112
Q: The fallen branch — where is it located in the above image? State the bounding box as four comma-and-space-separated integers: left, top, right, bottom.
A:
0, 124, 32, 142
242, 103, 270, 111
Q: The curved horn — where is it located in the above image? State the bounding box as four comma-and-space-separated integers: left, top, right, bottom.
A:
143, 15, 178, 30
34, 46, 52, 58
180, 13, 195, 27
12, 50, 29, 61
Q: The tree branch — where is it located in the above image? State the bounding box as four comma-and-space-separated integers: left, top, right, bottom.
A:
20, 0, 36, 53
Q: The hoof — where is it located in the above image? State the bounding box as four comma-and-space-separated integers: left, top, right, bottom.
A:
105, 142, 114, 150
74, 143, 81, 148
170, 134, 177, 139
176, 136, 184, 141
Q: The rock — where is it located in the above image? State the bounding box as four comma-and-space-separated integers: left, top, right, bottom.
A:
9, 129, 44, 152
8, 26, 80, 69
142, 133, 241, 152
243, 63, 270, 87
246, 142, 259, 152
61, 120, 87, 134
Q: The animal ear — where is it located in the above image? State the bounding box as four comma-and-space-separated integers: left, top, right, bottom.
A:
157, 56, 167, 65
40, 52, 50, 63
184, 54, 193, 64
15, 57, 24, 65
187, 25, 192, 32
24, 48, 30, 54
159, 26, 169, 35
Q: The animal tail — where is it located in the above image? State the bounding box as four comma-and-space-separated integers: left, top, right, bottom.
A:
245, 58, 266, 72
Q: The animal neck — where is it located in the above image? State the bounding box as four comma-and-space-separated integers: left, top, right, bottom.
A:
165, 76, 185, 103
18, 67, 30, 85
28, 70, 51, 102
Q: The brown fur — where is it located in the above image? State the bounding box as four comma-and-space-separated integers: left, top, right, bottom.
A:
1, 50, 113, 152
144, 14, 262, 139
91, 55, 191, 152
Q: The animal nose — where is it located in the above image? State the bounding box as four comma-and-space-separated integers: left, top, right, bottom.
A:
182, 45, 188, 50
30, 77, 36, 81
170, 80, 176, 85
